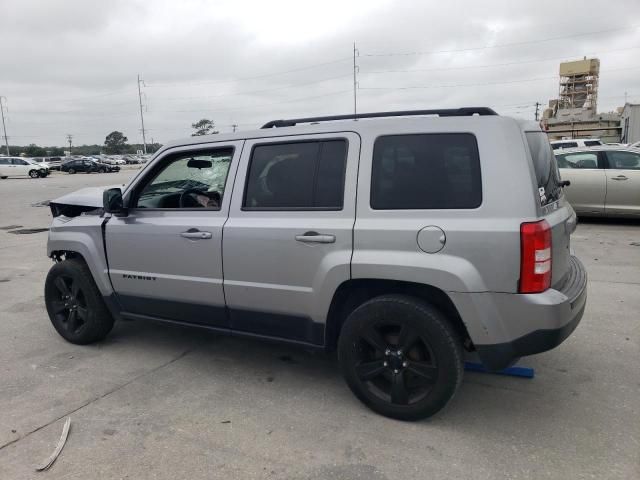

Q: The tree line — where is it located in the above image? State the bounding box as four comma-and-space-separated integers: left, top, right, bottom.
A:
5, 120, 220, 157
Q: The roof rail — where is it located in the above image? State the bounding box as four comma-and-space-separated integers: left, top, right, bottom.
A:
261, 107, 498, 128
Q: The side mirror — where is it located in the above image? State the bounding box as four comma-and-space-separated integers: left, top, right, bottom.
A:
103, 187, 127, 216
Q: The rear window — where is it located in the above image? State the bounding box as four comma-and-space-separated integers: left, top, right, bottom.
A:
526, 132, 562, 206
371, 133, 482, 209
551, 142, 578, 150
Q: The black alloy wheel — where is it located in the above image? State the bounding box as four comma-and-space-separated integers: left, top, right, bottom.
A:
338, 295, 463, 420
44, 258, 114, 344
48, 275, 89, 336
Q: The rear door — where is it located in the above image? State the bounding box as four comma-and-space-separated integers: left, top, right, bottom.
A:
0, 157, 10, 176
555, 151, 606, 215
603, 150, 640, 216
222, 133, 359, 345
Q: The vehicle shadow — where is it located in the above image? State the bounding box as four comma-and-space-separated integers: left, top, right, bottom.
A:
577, 216, 640, 227
103, 317, 588, 434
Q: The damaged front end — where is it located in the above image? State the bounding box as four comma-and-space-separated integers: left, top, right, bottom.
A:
49, 186, 120, 218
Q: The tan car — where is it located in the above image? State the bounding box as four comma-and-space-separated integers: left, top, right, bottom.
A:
556, 146, 640, 216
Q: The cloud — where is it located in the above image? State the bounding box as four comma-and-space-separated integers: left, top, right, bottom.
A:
1, 0, 639, 145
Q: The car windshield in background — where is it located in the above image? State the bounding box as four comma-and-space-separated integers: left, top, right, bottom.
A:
526, 132, 562, 206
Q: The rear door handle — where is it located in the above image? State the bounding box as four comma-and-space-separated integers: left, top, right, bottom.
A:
295, 231, 336, 244
611, 175, 628, 180
180, 229, 212, 240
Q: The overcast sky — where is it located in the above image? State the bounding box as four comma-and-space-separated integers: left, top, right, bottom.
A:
1, 0, 639, 147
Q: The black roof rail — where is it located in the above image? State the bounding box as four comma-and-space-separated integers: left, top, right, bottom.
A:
261, 107, 498, 128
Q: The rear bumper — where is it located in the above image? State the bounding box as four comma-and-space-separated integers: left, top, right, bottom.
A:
471, 256, 587, 370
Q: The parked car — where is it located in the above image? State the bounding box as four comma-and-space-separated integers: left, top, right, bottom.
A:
45, 157, 64, 170
30, 157, 52, 169
0, 157, 49, 178
44, 108, 586, 420
60, 158, 119, 174
556, 146, 640, 216
550, 138, 602, 150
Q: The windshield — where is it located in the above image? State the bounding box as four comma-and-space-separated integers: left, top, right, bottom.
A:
526, 132, 562, 206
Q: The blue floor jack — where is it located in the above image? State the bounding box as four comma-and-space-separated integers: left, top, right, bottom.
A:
464, 353, 535, 378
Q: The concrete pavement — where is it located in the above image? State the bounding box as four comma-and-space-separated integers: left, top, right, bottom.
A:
0, 171, 638, 479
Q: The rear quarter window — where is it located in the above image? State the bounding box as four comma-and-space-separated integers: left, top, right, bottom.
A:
526, 132, 562, 206
371, 133, 481, 210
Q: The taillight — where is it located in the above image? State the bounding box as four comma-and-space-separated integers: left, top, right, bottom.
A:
519, 220, 552, 293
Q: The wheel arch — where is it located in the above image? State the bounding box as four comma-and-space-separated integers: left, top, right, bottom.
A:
325, 279, 472, 352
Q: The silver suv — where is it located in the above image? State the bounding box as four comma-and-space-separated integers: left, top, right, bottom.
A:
44, 108, 587, 420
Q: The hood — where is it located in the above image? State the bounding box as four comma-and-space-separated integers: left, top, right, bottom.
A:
51, 185, 121, 208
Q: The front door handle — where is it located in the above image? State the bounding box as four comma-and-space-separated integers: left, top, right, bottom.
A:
295, 231, 336, 244
180, 229, 212, 240
611, 175, 628, 180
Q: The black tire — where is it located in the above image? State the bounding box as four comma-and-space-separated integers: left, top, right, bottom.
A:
98, 168, 105, 173
44, 258, 114, 344
68, 168, 75, 174
29, 169, 40, 178
338, 294, 463, 421
0, 176, 7, 179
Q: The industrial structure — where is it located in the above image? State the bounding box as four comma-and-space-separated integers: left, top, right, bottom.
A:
542, 57, 622, 142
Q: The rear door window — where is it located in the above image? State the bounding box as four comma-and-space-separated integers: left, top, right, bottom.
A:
243, 140, 347, 210
526, 132, 562, 206
556, 152, 600, 169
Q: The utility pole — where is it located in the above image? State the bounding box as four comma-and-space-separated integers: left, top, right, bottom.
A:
137, 74, 147, 154
66, 134, 73, 153
353, 42, 359, 118
534, 102, 541, 121
0, 96, 10, 156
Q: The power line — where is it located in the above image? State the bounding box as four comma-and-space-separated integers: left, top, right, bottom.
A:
363, 25, 639, 57
360, 45, 640, 75
359, 76, 557, 91
146, 56, 352, 89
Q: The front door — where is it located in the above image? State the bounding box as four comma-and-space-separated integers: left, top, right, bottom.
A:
223, 133, 359, 345
105, 142, 242, 327
603, 150, 640, 216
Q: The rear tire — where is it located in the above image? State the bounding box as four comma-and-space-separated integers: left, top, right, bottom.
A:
98, 168, 105, 173
44, 258, 114, 344
68, 168, 75, 174
338, 294, 463, 421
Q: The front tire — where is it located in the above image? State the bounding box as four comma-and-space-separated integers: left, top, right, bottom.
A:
68, 168, 75, 174
44, 258, 114, 344
29, 170, 40, 178
338, 294, 463, 421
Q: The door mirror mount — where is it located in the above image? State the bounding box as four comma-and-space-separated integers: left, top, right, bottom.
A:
103, 188, 128, 217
